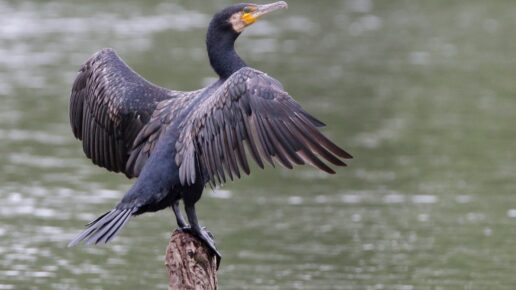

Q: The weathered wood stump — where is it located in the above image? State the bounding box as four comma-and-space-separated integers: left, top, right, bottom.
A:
165, 230, 218, 290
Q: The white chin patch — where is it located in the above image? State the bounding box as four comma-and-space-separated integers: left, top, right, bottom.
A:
229, 12, 246, 33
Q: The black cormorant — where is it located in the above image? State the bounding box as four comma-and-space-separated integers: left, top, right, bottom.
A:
68, 1, 352, 262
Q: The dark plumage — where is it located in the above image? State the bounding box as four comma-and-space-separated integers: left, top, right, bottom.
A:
68, 1, 352, 261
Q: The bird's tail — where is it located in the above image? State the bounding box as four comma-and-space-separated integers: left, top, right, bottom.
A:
68, 208, 136, 247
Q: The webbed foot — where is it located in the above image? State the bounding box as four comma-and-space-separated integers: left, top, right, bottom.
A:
178, 225, 221, 268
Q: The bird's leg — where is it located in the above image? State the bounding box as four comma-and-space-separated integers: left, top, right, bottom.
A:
171, 200, 187, 229
184, 204, 221, 267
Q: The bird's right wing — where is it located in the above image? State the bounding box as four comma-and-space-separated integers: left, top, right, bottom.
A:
70, 48, 177, 177
176, 67, 352, 187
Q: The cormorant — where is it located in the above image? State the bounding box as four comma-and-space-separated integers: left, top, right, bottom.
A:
68, 1, 352, 262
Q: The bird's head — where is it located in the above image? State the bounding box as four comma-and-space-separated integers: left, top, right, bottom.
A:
211, 1, 288, 34
207, 2, 288, 78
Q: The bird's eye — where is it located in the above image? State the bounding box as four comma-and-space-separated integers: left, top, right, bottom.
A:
243, 6, 252, 13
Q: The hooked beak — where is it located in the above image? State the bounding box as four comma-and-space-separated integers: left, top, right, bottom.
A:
252, 1, 288, 19
241, 1, 288, 27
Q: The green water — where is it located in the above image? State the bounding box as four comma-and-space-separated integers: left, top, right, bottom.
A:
1, 0, 515, 289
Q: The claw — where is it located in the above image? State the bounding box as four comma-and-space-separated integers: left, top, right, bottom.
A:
194, 227, 222, 269
177, 226, 221, 269
203, 226, 215, 240
177, 225, 192, 232
183, 204, 221, 268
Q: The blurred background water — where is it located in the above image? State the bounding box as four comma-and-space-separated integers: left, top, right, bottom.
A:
1, 0, 515, 289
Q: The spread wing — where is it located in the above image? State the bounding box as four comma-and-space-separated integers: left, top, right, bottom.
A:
69, 48, 178, 177
176, 67, 352, 186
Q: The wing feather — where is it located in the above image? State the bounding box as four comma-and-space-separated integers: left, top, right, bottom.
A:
233, 125, 250, 174
176, 67, 352, 186
69, 48, 179, 177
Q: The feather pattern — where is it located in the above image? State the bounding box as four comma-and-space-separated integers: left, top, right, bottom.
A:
175, 67, 353, 186
126, 90, 201, 177
68, 208, 136, 246
69, 48, 188, 177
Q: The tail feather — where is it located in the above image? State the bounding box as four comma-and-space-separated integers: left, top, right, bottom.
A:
85, 210, 111, 227
68, 208, 136, 247
94, 209, 133, 244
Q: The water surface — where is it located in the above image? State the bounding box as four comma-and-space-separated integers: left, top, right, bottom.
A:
1, 0, 515, 289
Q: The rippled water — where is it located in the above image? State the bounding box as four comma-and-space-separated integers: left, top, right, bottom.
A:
1, 0, 516, 289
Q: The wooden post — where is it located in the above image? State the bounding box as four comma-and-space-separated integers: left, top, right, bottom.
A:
165, 230, 218, 290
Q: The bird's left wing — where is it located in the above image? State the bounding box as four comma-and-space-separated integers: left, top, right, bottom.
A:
176, 67, 352, 186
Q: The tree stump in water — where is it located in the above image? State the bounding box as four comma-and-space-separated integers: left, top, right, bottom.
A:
165, 230, 218, 290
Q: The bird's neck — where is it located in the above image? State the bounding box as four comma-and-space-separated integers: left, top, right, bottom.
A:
206, 28, 247, 79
